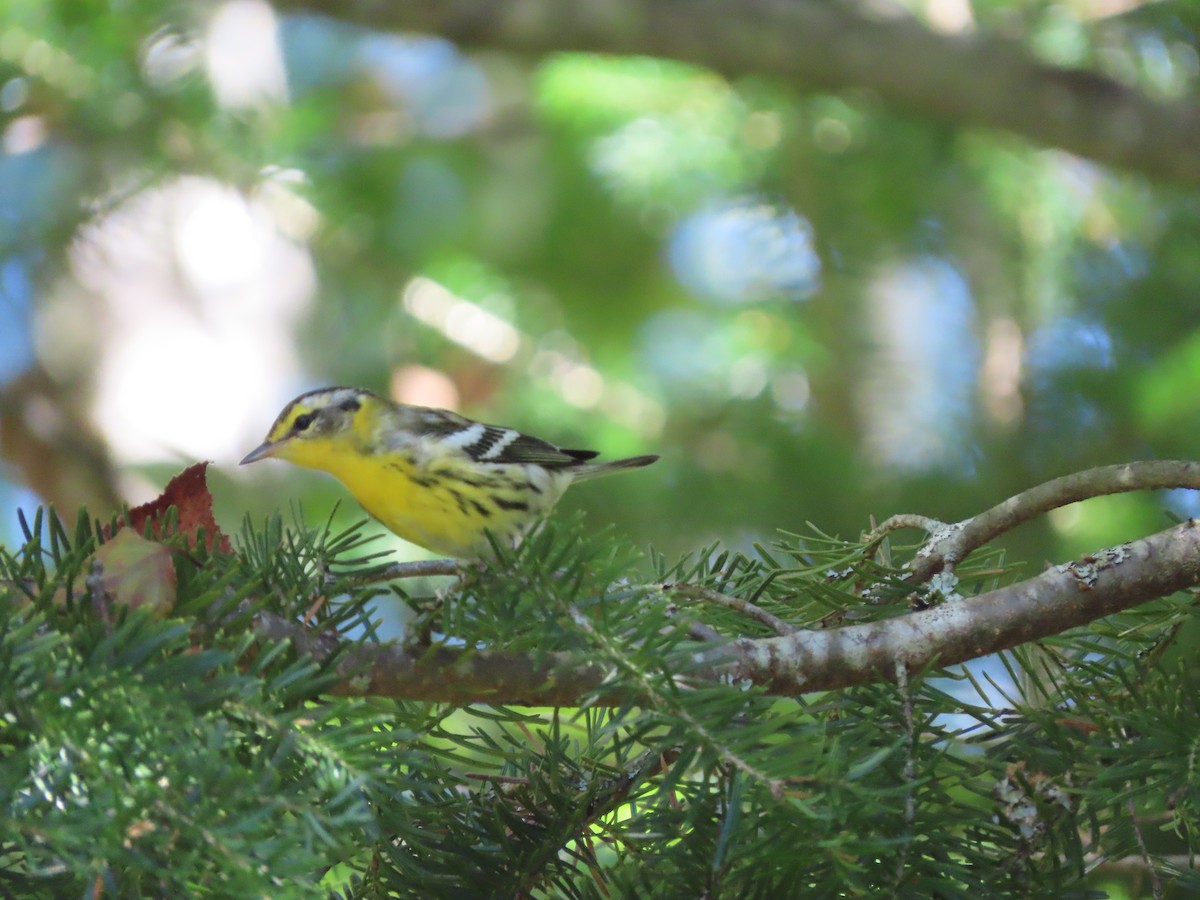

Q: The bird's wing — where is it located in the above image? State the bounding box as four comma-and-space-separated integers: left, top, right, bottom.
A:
409, 408, 598, 468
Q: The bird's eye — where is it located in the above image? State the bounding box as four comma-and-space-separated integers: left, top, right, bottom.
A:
293, 412, 315, 432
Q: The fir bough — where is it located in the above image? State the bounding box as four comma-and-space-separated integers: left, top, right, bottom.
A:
1, 505, 1198, 897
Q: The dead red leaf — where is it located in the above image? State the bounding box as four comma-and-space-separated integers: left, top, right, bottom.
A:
113, 462, 233, 554
94, 529, 177, 617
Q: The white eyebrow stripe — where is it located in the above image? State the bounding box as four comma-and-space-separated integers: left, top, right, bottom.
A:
477, 428, 521, 460
443, 422, 487, 449
327, 388, 360, 407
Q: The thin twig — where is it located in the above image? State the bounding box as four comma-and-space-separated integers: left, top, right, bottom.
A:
663, 602, 725, 642
336, 558, 461, 586
1126, 794, 1164, 900
890, 657, 916, 898
585, 747, 680, 818
1092, 854, 1198, 875
464, 773, 530, 785
897, 460, 1200, 585
664, 582, 796, 636
687, 621, 725, 642
864, 514, 946, 546
301, 595, 326, 626
517, 720, 544, 754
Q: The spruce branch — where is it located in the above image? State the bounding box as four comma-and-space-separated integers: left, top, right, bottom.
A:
249, 517, 1200, 704
566, 606, 787, 801
724, 518, 1200, 695
21, 465, 1200, 892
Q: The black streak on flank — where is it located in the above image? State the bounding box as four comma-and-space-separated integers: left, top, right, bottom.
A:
469, 499, 492, 519
494, 498, 529, 512
389, 459, 436, 488
448, 488, 470, 515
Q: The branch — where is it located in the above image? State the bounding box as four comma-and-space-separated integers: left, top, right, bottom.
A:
725, 519, 1200, 694
892, 460, 1200, 583
337, 558, 460, 585
664, 581, 796, 636
277, 0, 1200, 186
251, 610, 608, 706
0, 365, 123, 519
257, 517, 1200, 704
1091, 854, 1199, 877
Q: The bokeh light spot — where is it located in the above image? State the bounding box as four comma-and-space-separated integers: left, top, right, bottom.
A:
402, 277, 521, 363
391, 365, 461, 411
858, 257, 979, 472
667, 198, 820, 305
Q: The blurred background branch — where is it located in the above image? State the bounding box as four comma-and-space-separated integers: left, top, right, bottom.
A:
278, 0, 1200, 186
0, 366, 120, 520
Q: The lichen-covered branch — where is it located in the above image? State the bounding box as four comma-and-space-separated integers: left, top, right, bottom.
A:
255, 518, 1200, 705
890, 460, 1200, 583
275, 0, 1200, 186
725, 519, 1200, 695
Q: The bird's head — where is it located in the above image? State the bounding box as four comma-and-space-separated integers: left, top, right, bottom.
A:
240, 386, 379, 470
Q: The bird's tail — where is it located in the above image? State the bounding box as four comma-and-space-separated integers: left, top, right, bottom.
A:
572, 454, 660, 482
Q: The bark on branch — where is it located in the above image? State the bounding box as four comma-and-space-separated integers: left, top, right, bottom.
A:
262, 517, 1200, 705
729, 519, 1200, 695
276, 0, 1200, 186
874, 459, 1200, 583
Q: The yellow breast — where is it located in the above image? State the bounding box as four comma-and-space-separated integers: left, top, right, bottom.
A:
341, 453, 485, 556
280, 436, 565, 557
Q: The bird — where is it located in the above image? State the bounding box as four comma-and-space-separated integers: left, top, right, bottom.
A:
240, 386, 659, 558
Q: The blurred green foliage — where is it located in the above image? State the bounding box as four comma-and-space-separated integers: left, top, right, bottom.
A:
4, 0, 1200, 570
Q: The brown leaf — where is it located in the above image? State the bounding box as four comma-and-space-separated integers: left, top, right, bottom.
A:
116, 462, 233, 554
93, 529, 177, 617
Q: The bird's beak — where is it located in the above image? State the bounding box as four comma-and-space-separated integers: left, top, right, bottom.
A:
240, 440, 280, 465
